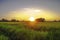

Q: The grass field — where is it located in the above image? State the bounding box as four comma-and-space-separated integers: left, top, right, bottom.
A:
0, 22, 60, 40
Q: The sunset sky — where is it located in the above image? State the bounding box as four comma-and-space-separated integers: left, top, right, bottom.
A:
0, 0, 60, 21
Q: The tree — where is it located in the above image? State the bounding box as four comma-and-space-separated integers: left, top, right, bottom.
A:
53, 20, 57, 22
58, 20, 60, 22
1, 18, 9, 22
35, 18, 45, 22
11, 19, 17, 22
11, 19, 19, 22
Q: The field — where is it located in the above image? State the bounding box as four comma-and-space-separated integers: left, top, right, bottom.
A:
0, 22, 60, 40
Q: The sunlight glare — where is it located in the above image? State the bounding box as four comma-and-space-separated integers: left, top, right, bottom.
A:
29, 17, 35, 21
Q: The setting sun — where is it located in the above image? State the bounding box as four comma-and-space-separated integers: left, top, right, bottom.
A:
29, 17, 35, 21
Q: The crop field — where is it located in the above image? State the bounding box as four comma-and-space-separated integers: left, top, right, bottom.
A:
0, 22, 60, 40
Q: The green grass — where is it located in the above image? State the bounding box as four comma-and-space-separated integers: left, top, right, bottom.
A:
0, 22, 60, 40
0, 35, 9, 40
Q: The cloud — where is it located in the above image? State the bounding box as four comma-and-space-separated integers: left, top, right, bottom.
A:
5, 8, 58, 20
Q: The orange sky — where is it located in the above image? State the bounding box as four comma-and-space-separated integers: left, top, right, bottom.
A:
0, 0, 60, 21
5, 8, 60, 21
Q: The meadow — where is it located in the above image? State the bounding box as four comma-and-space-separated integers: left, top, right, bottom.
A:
0, 22, 60, 40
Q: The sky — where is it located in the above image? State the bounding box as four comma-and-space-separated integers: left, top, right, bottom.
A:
0, 0, 60, 21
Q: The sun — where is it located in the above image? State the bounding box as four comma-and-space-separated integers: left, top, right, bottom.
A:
29, 17, 35, 21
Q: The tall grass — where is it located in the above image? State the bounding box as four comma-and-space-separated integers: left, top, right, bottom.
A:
0, 22, 60, 40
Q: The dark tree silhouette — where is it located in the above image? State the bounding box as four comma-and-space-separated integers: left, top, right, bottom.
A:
35, 18, 45, 22
1, 18, 9, 22
11, 19, 19, 22
53, 20, 57, 22
11, 19, 17, 22
58, 20, 60, 22
0, 18, 20, 22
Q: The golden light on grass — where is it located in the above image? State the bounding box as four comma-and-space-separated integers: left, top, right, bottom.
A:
29, 17, 35, 21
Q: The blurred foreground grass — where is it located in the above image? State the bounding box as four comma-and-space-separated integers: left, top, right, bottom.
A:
0, 22, 60, 40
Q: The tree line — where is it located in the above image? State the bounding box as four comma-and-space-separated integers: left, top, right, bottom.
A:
0, 18, 19, 22
0, 18, 60, 22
